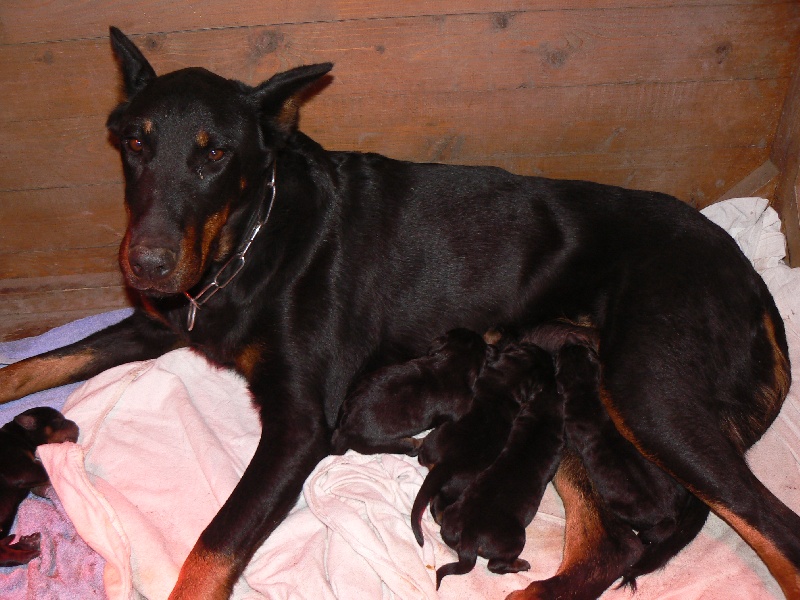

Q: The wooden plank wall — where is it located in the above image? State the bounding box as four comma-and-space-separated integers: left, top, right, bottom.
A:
1, 0, 799, 341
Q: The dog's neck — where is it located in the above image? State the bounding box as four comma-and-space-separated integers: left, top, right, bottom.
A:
183, 160, 278, 331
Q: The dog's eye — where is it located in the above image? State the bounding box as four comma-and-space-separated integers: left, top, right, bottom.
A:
208, 148, 225, 162
126, 138, 144, 153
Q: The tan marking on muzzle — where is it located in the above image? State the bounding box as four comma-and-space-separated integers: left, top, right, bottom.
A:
201, 205, 232, 264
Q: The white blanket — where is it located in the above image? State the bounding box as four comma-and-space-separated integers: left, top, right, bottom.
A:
35, 197, 800, 600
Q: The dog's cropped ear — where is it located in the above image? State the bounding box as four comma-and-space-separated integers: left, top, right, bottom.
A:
252, 63, 333, 141
109, 26, 157, 98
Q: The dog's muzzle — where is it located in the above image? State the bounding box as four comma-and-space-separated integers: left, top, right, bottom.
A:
127, 244, 178, 281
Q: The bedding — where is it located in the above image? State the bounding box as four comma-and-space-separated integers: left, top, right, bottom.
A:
0, 197, 798, 599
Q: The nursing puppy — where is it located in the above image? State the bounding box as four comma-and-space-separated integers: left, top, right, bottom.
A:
410, 342, 548, 546
0, 407, 79, 566
331, 328, 487, 456
436, 343, 562, 587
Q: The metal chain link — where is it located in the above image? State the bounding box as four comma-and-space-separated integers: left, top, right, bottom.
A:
185, 161, 277, 331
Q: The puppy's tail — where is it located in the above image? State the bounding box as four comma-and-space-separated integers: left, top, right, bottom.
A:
436, 543, 477, 589
411, 466, 450, 546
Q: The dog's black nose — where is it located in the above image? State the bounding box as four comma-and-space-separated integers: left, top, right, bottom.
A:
128, 245, 177, 280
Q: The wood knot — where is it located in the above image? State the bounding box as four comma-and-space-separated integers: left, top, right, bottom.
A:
251, 30, 284, 59
715, 41, 733, 64
492, 12, 516, 30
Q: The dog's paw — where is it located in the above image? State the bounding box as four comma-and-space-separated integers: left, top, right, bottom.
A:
488, 557, 530, 574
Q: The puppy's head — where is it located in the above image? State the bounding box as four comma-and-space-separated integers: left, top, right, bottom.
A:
106, 27, 332, 295
427, 328, 488, 384
13, 407, 80, 446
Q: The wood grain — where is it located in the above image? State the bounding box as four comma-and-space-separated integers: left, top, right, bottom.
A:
0, 0, 797, 339
3, 5, 797, 124
0, 0, 788, 45
0, 79, 783, 192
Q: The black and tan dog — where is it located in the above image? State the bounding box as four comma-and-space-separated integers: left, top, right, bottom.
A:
330, 328, 487, 456
435, 342, 563, 588
0, 407, 79, 566
410, 342, 549, 547
0, 27, 796, 600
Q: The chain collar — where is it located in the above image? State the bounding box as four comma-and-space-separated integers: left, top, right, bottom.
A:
184, 160, 277, 331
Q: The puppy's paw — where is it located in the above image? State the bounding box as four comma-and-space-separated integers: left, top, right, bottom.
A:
0, 532, 42, 566
488, 557, 530, 574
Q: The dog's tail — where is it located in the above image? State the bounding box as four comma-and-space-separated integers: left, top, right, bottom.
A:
436, 543, 478, 589
411, 466, 451, 546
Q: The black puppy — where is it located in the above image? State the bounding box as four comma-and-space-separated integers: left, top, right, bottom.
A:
436, 342, 563, 587
0, 29, 795, 599
0, 407, 79, 566
410, 342, 547, 547
330, 328, 487, 456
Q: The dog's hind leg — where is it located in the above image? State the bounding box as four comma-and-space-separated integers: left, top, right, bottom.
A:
607, 407, 800, 598
506, 451, 643, 600
601, 308, 800, 598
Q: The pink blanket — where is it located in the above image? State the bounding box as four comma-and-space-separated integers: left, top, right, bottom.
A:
9, 197, 800, 599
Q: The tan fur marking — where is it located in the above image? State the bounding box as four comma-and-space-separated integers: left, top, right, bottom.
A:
713, 504, 800, 599
764, 309, 791, 412
483, 328, 502, 345
0, 352, 95, 404
144, 119, 153, 135
240, 177, 248, 191
201, 205, 231, 263
552, 453, 605, 574
277, 98, 299, 129
598, 383, 661, 466
196, 129, 209, 148
168, 224, 200, 289
169, 542, 237, 600
235, 343, 265, 380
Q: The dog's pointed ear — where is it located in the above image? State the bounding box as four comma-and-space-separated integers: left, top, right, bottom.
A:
252, 63, 333, 141
109, 26, 157, 98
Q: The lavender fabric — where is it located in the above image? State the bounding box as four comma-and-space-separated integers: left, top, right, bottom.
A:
0, 308, 131, 598
0, 309, 132, 416
0, 488, 106, 599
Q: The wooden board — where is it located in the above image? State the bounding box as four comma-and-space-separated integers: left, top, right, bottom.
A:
0, 0, 798, 339
1, 0, 789, 45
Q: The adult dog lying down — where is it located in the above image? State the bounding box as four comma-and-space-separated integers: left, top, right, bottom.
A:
0, 27, 797, 600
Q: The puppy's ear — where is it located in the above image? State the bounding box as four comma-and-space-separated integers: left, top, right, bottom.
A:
252, 63, 333, 142
14, 413, 38, 431
109, 26, 157, 98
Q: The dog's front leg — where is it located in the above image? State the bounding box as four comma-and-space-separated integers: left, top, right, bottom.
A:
0, 309, 184, 405
168, 380, 330, 600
